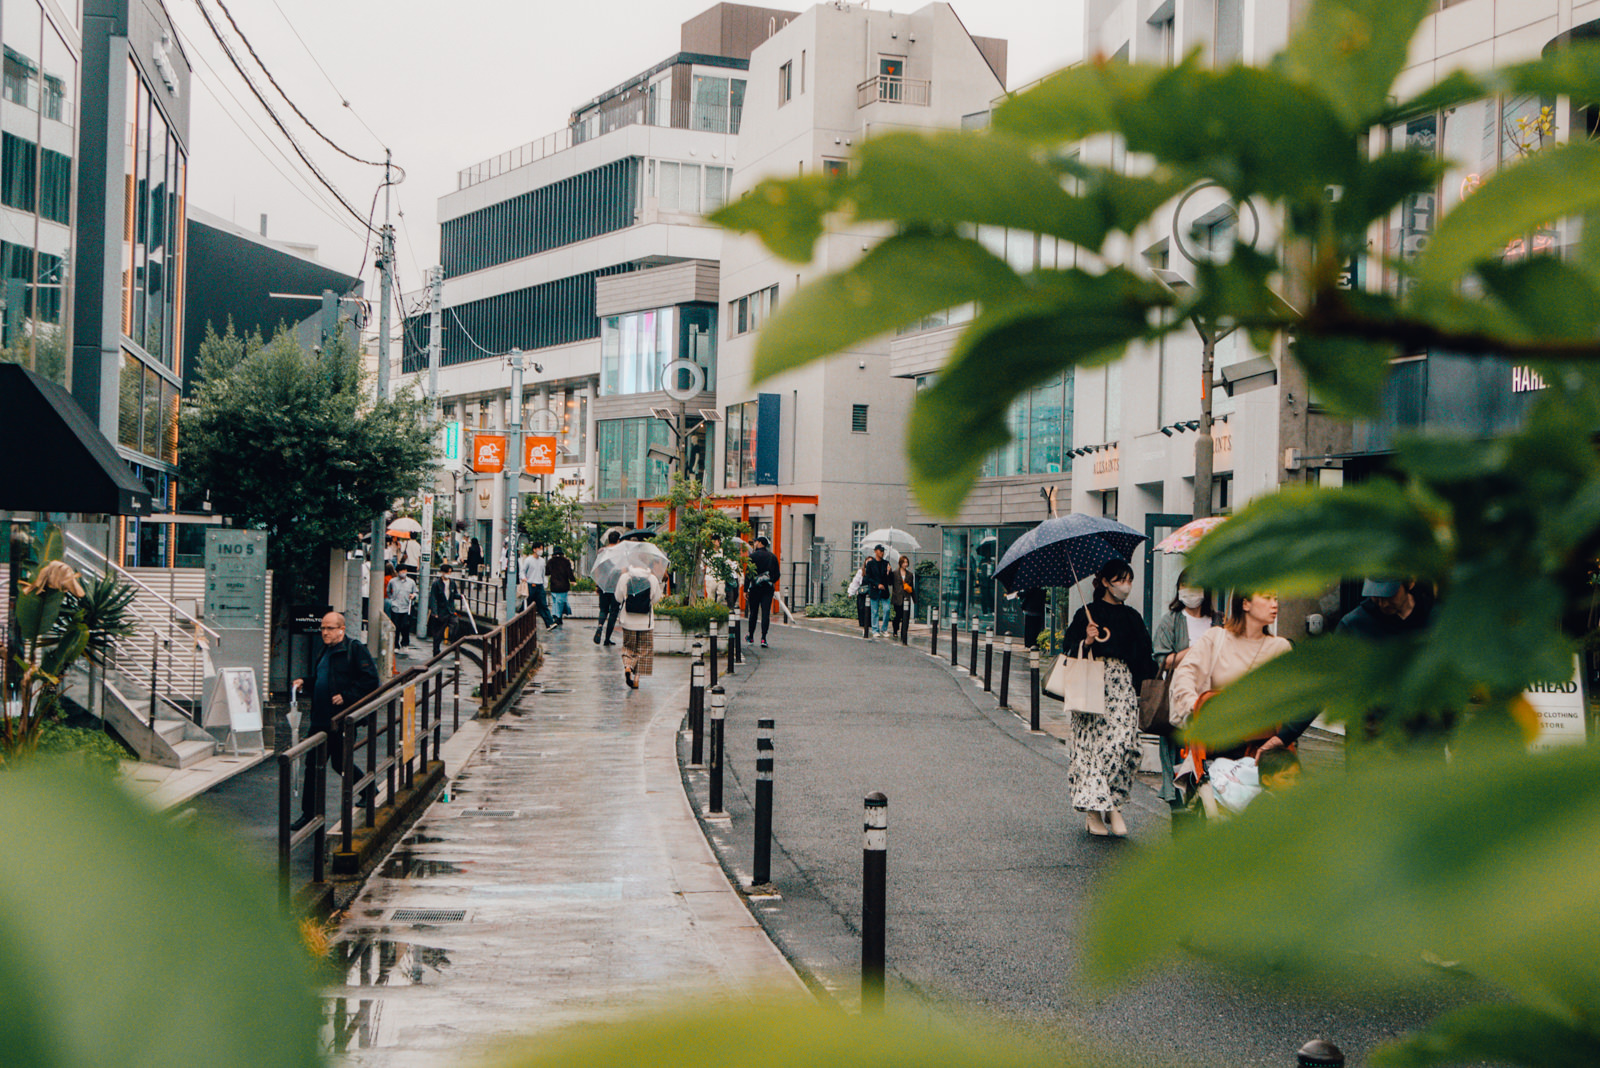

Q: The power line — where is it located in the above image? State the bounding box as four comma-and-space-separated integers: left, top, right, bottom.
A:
267, 0, 387, 150
189, 0, 377, 232
448, 307, 503, 357
213, 0, 386, 167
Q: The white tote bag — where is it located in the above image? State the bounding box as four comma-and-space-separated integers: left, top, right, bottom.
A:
1043, 644, 1106, 716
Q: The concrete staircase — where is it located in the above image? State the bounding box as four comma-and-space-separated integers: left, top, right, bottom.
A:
96, 673, 218, 769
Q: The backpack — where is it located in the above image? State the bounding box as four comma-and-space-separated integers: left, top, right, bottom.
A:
624, 575, 653, 614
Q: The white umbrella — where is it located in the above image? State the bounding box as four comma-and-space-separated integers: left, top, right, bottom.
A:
387, 517, 422, 536
858, 527, 921, 558
590, 541, 670, 595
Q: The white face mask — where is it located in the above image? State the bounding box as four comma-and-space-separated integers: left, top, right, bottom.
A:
1178, 588, 1205, 609
1107, 581, 1133, 602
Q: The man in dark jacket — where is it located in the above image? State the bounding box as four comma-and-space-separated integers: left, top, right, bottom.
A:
546, 546, 575, 624
744, 536, 781, 647
593, 529, 623, 647
1337, 579, 1435, 639
862, 544, 894, 639
429, 564, 464, 654
292, 611, 380, 821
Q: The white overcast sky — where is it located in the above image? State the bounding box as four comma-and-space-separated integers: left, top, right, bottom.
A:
166, 0, 1085, 303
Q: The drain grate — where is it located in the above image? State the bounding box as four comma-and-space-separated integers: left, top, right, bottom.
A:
390, 908, 467, 923
458, 809, 518, 818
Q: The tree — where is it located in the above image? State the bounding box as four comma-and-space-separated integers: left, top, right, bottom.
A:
648, 475, 750, 602
713, 0, 1600, 1062
180, 323, 434, 620
517, 487, 586, 561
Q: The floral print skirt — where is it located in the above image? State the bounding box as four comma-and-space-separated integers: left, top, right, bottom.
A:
1068, 658, 1141, 813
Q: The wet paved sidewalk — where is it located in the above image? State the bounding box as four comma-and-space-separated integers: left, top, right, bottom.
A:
323, 624, 805, 1067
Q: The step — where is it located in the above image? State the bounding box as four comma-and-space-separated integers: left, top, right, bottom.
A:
169, 738, 218, 768
155, 719, 191, 743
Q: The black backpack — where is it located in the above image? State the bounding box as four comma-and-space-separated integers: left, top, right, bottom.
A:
624, 575, 653, 614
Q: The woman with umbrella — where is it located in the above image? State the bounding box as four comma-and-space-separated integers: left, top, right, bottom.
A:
1061, 559, 1156, 837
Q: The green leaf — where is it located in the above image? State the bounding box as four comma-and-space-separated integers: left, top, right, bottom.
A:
1334, 150, 1446, 234
991, 58, 1164, 144
709, 173, 850, 263
1373, 1003, 1600, 1068
1292, 332, 1397, 415
750, 233, 1025, 383
1273, 0, 1436, 128
1192, 246, 1297, 328
1477, 257, 1600, 341
0, 765, 321, 1068
1188, 483, 1447, 596
907, 270, 1163, 516
1415, 143, 1600, 292
1374, 69, 1491, 127
1084, 745, 1600, 1004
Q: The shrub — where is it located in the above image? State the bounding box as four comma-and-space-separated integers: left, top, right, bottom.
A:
653, 599, 731, 632
805, 581, 859, 619
571, 577, 598, 593
33, 722, 131, 775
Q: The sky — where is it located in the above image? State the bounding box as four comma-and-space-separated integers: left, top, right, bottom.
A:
165, 0, 1086, 308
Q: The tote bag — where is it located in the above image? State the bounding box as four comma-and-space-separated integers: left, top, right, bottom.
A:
1043, 644, 1106, 716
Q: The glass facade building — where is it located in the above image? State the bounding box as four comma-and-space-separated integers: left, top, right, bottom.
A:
599, 303, 715, 396
596, 417, 674, 500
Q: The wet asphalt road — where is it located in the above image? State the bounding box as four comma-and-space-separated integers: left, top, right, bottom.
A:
692, 623, 1479, 1067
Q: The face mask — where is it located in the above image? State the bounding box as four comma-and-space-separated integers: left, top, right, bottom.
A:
1107, 581, 1133, 602
1178, 588, 1205, 609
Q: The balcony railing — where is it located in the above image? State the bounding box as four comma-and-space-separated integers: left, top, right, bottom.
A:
857, 75, 931, 108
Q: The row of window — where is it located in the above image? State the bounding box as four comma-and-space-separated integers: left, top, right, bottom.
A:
116, 351, 178, 464
729, 284, 777, 337
122, 56, 187, 372
595, 415, 712, 499
440, 157, 638, 278
1, 132, 69, 223
646, 159, 729, 215
599, 304, 716, 396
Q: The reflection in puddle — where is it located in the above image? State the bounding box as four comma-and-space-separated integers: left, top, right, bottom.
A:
403, 834, 445, 845
377, 850, 466, 879
332, 936, 452, 989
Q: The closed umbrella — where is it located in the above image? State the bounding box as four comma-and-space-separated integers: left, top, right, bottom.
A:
590, 541, 669, 595
995, 514, 1147, 594
858, 527, 921, 558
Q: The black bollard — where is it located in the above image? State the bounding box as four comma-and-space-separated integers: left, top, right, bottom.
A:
753, 718, 774, 886
930, 612, 940, 657
708, 621, 720, 688
1296, 1040, 1345, 1067
708, 686, 726, 815
729, 610, 741, 673
1029, 647, 1041, 732
998, 635, 1013, 709
950, 616, 961, 668
983, 631, 995, 692
969, 623, 980, 676
689, 646, 706, 767
861, 792, 887, 1013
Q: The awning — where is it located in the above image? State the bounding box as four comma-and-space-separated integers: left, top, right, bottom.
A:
0, 363, 153, 516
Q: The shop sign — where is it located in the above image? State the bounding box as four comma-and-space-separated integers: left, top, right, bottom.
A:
1525, 656, 1586, 751
1511, 366, 1548, 394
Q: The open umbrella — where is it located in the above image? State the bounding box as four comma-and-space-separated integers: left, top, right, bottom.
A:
858, 527, 921, 557
387, 517, 422, 537
995, 513, 1147, 594
590, 541, 669, 595
1154, 515, 1227, 553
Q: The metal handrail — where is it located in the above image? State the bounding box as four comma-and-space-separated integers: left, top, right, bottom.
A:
64, 530, 223, 646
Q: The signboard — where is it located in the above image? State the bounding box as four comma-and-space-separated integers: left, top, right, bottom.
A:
402, 684, 417, 761
756, 393, 781, 486
204, 666, 263, 733
442, 420, 461, 461
472, 433, 507, 473
204, 529, 267, 629
524, 435, 557, 475
1526, 657, 1587, 751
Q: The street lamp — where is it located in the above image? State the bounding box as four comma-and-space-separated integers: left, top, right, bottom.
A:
1151, 267, 1234, 522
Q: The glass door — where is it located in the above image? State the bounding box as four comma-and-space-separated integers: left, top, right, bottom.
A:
1143, 513, 1192, 622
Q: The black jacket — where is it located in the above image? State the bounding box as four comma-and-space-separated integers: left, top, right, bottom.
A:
1062, 600, 1156, 687
546, 554, 575, 593
308, 636, 380, 729
746, 547, 780, 590
862, 556, 894, 599
429, 577, 463, 620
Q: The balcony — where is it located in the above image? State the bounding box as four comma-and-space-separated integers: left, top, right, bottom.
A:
857, 75, 931, 108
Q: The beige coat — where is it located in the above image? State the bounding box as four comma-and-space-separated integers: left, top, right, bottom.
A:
1169, 626, 1291, 726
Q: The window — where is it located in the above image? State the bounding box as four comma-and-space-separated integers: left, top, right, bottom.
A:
851, 521, 868, 571
977, 372, 1073, 478
724, 399, 760, 487
801, 51, 806, 94
653, 161, 730, 215
689, 74, 745, 133
822, 158, 848, 178
852, 404, 869, 433
596, 417, 673, 499
601, 307, 675, 395
729, 284, 778, 337
778, 61, 792, 107
879, 57, 904, 101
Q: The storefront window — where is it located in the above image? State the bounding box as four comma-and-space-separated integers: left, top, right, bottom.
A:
596, 417, 673, 499
940, 524, 1032, 632
600, 307, 674, 395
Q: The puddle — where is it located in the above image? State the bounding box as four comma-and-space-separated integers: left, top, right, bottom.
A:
402, 834, 445, 845
330, 936, 452, 989
377, 851, 466, 879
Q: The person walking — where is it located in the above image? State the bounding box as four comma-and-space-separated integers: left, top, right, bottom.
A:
547, 546, 574, 624
1149, 569, 1219, 803
745, 536, 780, 648
292, 611, 379, 824
593, 529, 623, 646
386, 566, 419, 651
464, 537, 484, 579
521, 542, 556, 627
1170, 591, 1293, 762
429, 564, 465, 655
862, 544, 894, 639
615, 563, 663, 689
848, 562, 870, 638
889, 555, 917, 641
1060, 559, 1156, 838
1020, 587, 1049, 649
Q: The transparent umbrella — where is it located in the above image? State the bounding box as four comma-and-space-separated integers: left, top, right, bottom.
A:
858, 527, 921, 558
590, 541, 670, 595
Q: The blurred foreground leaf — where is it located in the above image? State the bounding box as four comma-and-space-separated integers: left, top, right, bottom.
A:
0, 765, 321, 1068
1374, 1003, 1600, 1068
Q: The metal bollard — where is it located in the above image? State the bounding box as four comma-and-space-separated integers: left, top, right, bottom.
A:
950, 615, 961, 668
753, 718, 774, 886
708, 686, 726, 815
983, 631, 995, 692
969, 623, 980, 676
1029, 648, 1041, 732
998, 635, 1013, 709
708, 621, 720, 688
1296, 1041, 1345, 1067
861, 792, 887, 1013
689, 644, 706, 767
728, 610, 741, 674
930, 611, 940, 657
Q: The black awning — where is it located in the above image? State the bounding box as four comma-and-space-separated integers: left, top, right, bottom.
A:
0, 363, 154, 516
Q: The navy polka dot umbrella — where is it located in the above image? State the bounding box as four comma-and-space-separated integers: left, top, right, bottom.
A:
995, 513, 1148, 596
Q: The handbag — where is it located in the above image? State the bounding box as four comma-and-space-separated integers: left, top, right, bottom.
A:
1043, 643, 1106, 716
1139, 667, 1176, 734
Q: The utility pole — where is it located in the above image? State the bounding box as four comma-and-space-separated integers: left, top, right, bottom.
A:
367, 151, 396, 663
503, 350, 525, 624
1193, 331, 1216, 521
418, 265, 444, 636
